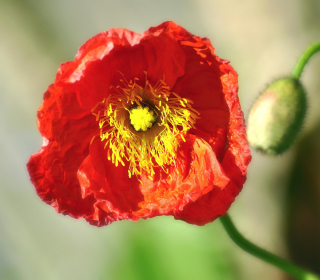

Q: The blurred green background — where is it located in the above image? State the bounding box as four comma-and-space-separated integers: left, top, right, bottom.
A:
1, 0, 320, 279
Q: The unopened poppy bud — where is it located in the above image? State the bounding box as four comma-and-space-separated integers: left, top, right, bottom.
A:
247, 78, 307, 155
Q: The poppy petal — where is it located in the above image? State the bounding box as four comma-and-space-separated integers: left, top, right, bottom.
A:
77, 134, 229, 225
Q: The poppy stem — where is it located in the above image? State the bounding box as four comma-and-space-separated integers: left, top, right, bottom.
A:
292, 41, 320, 79
220, 213, 320, 280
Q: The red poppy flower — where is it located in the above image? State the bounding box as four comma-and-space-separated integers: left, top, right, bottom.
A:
27, 21, 251, 226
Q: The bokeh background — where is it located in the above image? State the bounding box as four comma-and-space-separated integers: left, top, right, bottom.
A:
1, 0, 320, 279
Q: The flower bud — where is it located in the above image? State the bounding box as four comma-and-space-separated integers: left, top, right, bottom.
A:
247, 78, 307, 155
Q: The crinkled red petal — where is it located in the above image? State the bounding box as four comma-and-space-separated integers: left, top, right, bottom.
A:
147, 22, 230, 161
27, 140, 96, 219
77, 134, 229, 225
27, 85, 98, 220
55, 26, 186, 110
175, 61, 251, 225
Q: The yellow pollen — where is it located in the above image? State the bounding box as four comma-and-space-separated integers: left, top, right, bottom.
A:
129, 106, 157, 132
91, 73, 200, 178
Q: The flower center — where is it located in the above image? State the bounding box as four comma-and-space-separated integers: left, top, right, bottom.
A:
91, 73, 199, 179
129, 105, 157, 132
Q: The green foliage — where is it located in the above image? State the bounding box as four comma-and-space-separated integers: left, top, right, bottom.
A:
105, 218, 240, 280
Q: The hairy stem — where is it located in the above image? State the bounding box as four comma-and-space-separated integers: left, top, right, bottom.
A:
220, 213, 320, 280
292, 41, 320, 79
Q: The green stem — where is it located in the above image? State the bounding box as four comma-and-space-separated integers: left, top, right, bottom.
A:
292, 41, 320, 79
220, 213, 320, 280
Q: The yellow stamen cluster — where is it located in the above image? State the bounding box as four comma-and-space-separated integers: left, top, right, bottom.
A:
91, 73, 199, 179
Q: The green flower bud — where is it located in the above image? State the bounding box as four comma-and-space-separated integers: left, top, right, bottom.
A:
247, 78, 307, 155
